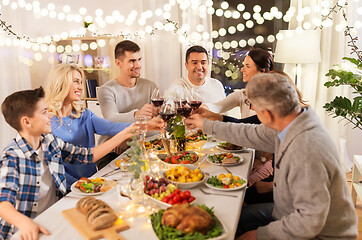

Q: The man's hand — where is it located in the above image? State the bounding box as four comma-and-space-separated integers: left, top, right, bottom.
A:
19, 217, 50, 240
237, 230, 257, 240
147, 117, 165, 131
254, 181, 273, 194
193, 107, 223, 121
135, 104, 155, 119
184, 114, 205, 130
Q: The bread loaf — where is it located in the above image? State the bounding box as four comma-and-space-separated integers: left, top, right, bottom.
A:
76, 196, 117, 230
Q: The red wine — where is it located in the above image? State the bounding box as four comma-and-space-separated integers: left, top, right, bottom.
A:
177, 107, 192, 118
190, 100, 202, 110
151, 98, 165, 107
174, 99, 188, 108
160, 111, 176, 121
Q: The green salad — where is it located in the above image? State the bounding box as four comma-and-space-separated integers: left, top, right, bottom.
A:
150, 204, 224, 240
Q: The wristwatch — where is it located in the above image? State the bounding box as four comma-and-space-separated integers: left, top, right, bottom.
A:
261, 157, 267, 163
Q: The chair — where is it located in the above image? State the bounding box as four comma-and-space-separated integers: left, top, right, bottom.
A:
351, 155, 362, 207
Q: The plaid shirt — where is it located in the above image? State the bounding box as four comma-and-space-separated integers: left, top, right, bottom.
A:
0, 133, 93, 239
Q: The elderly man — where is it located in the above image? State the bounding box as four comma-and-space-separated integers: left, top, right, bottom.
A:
185, 72, 357, 240
164, 45, 225, 112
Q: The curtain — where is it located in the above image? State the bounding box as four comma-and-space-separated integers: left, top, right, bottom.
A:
285, 0, 361, 171
0, 11, 32, 151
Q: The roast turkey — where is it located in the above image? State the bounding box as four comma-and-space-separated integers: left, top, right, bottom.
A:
161, 203, 213, 234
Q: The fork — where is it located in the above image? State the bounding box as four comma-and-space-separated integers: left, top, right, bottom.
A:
200, 188, 238, 197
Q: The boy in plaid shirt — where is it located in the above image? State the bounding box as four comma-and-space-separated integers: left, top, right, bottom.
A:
0, 87, 163, 239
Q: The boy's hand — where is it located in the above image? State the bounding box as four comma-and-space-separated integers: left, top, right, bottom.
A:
184, 114, 205, 130
19, 217, 50, 240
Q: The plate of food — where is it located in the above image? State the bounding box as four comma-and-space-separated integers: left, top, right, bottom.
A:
144, 175, 196, 208
163, 165, 205, 189
71, 177, 116, 196
109, 155, 131, 170
158, 151, 199, 165
150, 203, 228, 240
145, 138, 164, 150
205, 173, 247, 191
216, 142, 247, 152
207, 153, 243, 166
186, 129, 207, 142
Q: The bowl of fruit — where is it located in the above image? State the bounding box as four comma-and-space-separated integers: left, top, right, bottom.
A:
164, 165, 205, 189
144, 175, 196, 208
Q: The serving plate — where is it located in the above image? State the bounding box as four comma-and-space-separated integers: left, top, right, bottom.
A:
205, 174, 247, 191
150, 206, 228, 240
206, 153, 244, 166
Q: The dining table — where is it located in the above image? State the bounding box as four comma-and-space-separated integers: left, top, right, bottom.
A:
12, 136, 255, 240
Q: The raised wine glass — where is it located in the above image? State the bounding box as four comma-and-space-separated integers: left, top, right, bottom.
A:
151, 89, 164, 115
160, 99, 176, 123
189, 88, 202, 110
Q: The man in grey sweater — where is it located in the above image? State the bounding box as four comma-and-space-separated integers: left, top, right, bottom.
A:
186, 73, 357, 240
98, 40, 158, 123
97, 40, 159, 165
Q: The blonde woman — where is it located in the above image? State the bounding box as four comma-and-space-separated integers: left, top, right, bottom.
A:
45, 63, 132, 189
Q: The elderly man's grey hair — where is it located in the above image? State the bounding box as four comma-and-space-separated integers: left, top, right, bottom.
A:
246, 73, 300, 117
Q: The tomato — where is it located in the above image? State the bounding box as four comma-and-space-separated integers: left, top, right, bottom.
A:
171, 156, 179, 164
179, 192, 186, 200
191, 154, 197, 162
168, 199, 175, 205
182, 151, 188, 156
226, 153, 233, 158
174, 189, 181, 194
184, 190, 191, 197
165, 157, 171, 163
173, 195, 181, 203
162, 196, 169, 203
182, 199, 189, 203
180, 160, 191, 164
80, 186, 86, 192
223, 185, 229, 189
188, 196, 196, 202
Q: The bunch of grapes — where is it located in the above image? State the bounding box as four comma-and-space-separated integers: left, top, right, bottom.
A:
144, 175, 177, 201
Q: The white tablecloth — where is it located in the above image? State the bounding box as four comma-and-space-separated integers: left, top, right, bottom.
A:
12, 141, 254, 240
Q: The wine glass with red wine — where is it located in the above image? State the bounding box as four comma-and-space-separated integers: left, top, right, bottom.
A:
189, 88, 202, 110
160, 100, 176, 123
176, 98, 192, 119
151, 89, 165, 116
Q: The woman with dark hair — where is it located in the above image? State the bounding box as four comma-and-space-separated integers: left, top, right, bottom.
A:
203, 48, 274, 122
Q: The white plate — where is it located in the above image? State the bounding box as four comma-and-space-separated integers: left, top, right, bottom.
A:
70, 181, 105, 196
145, 193, 196, 209
206, 154, 244, 166
205, 174, 247, 191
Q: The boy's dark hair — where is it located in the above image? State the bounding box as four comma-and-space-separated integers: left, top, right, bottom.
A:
1, 87, 45, 131
185, 45, 209, 63
114, 40, 140, 60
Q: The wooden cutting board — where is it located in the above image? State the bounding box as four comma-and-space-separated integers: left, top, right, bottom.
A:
62, 208, 129, 240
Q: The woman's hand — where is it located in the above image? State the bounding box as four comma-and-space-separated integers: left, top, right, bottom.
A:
147, 117, 165, 131
184, 114, 205, 130
237, 230, 257, 240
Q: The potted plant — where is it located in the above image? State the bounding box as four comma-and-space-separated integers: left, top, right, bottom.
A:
323, 57, 362, 130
